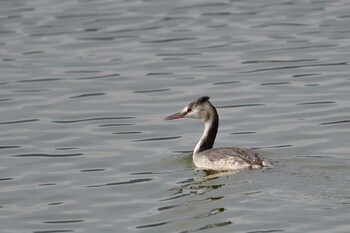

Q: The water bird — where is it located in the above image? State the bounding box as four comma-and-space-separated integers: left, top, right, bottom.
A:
164, 96, 272, 171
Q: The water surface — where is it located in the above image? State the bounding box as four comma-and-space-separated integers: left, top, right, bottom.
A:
0, 0, 350, 233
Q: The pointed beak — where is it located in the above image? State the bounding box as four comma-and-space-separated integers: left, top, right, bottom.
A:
164, 111, 187, 120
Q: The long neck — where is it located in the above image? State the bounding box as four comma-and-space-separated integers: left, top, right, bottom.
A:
194, 107, 219, 155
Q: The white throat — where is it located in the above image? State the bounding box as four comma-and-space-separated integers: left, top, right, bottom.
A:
194, 120, 212, 155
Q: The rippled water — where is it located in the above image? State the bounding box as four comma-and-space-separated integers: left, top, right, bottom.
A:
1, 0, 350, 232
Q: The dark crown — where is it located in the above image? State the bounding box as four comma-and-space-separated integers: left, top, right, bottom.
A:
193, 96, 210, 104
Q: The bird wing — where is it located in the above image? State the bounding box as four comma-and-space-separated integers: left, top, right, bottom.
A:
202, 147, 265, 166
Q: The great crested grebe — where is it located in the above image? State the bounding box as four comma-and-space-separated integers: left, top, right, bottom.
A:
164, 96, 272, 171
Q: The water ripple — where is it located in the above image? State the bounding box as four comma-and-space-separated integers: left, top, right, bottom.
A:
213, 81, 240, 85
231, 131, 256, 135
110, 26, 161, 33
86, 178, 152, 188
69, 93, 106, 98
144, 37, 197, 43
133, 136, 181, 142
42, 220, 84, 224
201, 12, 232, 16
192, 64, 220, 69
217, 104, 264, 109
242, 59, 317, 64
0, 146, 21, 149
134, 89, 170, 93
78, 36, 118, 41
251, 44, 337, 53
17, 78, 62, 83
113, 131, 142, 135
0, 119, 39, 125
0, 178, 13, 181
33, 230, 74, 233
12, 89, 49, 93
254, 23, 309, 28
22, 50, 45, 55
297, 101, 336, 106
136, 221, 169, 229
80, 169, 105, 173
174, 2, 228, 10
12, 153, 83, 158
241, 62, 347, 73
76, 73, 119, 80
179, 221, 232, 233
320, 119, 350, 125
98, 123, 133, 127
253, 145, 292, 149
292, 73, 319, 78
247, 230, 285, 233
55, 13, 114, 19
156, 53, 201, 56
261, 82, 290, 86
146, 73, 173, 76
65, 70, 100, 74
52, 117, 134, 123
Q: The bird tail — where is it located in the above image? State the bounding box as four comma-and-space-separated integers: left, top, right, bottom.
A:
262, 160, 274, 168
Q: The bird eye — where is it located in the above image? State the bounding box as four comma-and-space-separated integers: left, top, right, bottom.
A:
187, 107, 192, 113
